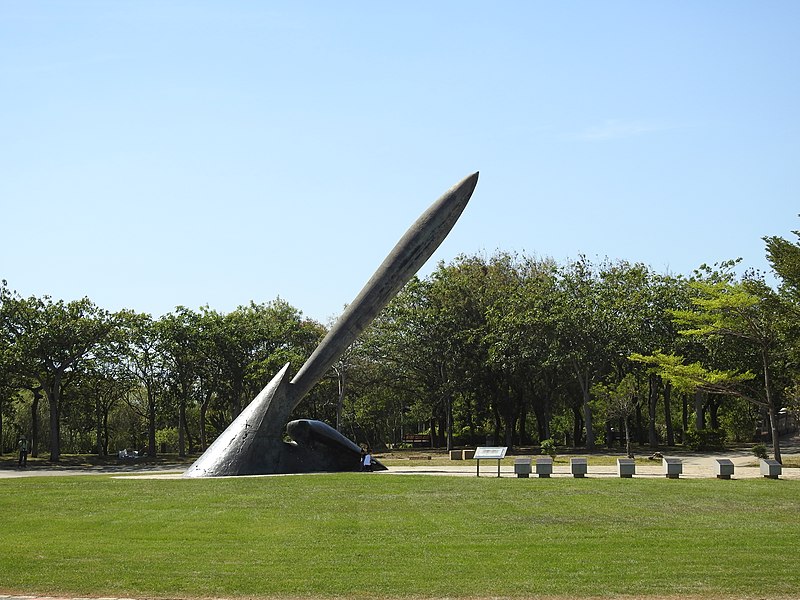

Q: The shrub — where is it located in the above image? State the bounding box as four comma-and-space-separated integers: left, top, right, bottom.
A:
155, 427, 178, 453
540, 438, 557, 459
752, 444, 769, 460
685, 428, 727, 451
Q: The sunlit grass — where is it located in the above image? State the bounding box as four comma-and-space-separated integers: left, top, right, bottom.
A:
1, 474, 798, 599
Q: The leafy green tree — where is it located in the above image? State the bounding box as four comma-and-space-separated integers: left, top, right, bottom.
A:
159, 307, 205, 456
120, 311, 166, 457
633, 264, 789, 462
592, 373, 639, 458
82, 359, 135, 456
484, 255, 563, 444
765, 226, 800, 302
764, 225, 800, 408
362, 276, 445, 446
0, 286, 120, 461
554, 258, 637, 449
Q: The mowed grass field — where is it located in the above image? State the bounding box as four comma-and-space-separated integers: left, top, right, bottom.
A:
1, 473, 798, 599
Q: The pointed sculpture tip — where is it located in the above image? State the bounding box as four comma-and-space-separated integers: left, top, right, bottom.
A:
446, 171, 479, 204
461, 171, 479, 195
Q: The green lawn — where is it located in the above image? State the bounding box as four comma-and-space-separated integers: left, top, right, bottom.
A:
1, 474, 798, 599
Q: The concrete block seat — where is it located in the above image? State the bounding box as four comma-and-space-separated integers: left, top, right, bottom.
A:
714, 458, 735, 479
663, 457, 683, 479
570, 457, 588, 478
514, 458, 532, 478
535, 456, 553, 478
760, 458, 782, 479
617, 458, 635, 478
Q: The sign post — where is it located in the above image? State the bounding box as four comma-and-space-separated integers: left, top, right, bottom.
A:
473, 446, 508, 477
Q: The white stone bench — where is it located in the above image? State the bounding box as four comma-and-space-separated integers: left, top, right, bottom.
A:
662, 457, 683, 479
760, 458, 781, 479
514, 458, 532, 478
535, 456, 553, 478
714, 458, 734, 479
617, 458, 635, 478
570, 457, 588, 478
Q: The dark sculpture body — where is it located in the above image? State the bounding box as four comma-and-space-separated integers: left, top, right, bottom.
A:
184, 172, 478, 477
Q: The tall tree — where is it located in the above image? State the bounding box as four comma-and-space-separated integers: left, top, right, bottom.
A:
633, 263, 789, 462
159, 307, 204, 456
0, 286, 119, 461
592, 373, 640, 458
121, 311, 165, 457
764, 226, 800, 302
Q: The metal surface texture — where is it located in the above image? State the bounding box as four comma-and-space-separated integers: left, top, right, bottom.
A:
184, 172, 478, 477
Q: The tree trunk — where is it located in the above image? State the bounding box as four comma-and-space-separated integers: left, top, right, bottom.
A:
504, 417, 515, 449
103, 407, 110, 456
762, 348, 782, 463
708, 398, 721, 430
147, 385, 157, 457
445, 394, 453, 452
664, 383, 675, 446
31, 387, 42, 458
502, 387, 516, 449
178, 398, 187, 457
635, 402, 646, 444
582, 387, 595, 450
200, 390, 212, 450
95, 394, 103, 456
767, 404, 782, 464
648, 374, 659, 447
624, 417, 633, 458
231, 380, 243, 419
336, 366, 345, 432
571, 405, 583, 448
681, 393, 688, 441
47, 373, 63, 462
572, 362, 595, 449
532, 397, 552, 442
694, 390, 705, 431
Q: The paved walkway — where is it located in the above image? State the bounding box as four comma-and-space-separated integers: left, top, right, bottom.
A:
2, 434, 798, 480
1, 449, 797, 480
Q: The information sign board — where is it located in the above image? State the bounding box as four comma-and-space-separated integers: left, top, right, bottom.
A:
474, 446, 508, 477
474, 446, 508, 459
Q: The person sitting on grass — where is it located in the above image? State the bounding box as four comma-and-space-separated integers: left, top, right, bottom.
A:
361, 448, 373, 472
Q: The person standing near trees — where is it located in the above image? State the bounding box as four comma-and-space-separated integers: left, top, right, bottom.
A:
17, 436, 29, 468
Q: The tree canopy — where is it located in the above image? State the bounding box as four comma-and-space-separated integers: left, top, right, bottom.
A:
2, 222, 799, 461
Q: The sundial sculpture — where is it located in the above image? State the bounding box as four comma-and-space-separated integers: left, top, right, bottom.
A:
184, 172, 479, 477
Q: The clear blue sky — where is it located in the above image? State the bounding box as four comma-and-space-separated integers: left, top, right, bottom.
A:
2, 2, 798, 324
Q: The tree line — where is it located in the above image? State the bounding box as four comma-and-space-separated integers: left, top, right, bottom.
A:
2, 228, 799, 462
